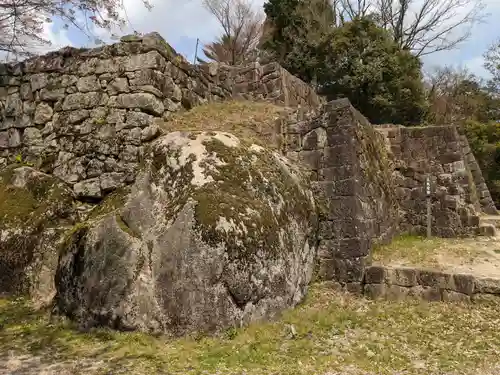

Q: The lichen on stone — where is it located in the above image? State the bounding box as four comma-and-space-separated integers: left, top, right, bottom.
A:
55, 130, 317, 336
191, 136, 315, 261
144, 131, 315, 261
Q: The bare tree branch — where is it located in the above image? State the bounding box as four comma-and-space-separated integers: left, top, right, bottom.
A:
484, 39, 500, 92
334, 0, 487, 56
0, 0, 152, 59
201, 0, 264, 65
424, 65, 491, 124
338, 0, 370, 19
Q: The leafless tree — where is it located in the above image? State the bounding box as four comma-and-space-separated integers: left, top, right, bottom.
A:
0, 0, 151, 59
335, 0, 370, 20
424, 65, 493, 124
200, 0, 264, 65
333, 0, 487, 56
484, 39, 500, 91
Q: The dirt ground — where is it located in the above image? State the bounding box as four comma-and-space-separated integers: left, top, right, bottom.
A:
433, 237, 500, 277
4, 228, 500, 374
0, 354, 107, 375
372, 233, 500, 279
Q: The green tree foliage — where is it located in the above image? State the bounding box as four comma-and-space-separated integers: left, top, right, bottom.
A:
263, 0, 427, 125
464, 120, 500, 207
425, 66, 500, 125
262, 0, 334, 82
316, 17, 428, 125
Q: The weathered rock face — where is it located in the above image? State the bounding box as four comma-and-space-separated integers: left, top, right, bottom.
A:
54, 131, 317, 335
0, 166, 75, 303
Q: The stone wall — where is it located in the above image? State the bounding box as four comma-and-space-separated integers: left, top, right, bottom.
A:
280, 100, 494, 286
222, 61, 323, 108
459, 131, 497, 214
364, 265, 500, 303
1, 32, 498, 289
280, 99, 399, 287
0, 32, 321, 199
375, 124, 492, 237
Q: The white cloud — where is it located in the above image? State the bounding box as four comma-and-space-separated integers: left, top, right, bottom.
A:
4, 0, 499, 78
464, 56, 491, 78
93, 0, 222, 46
31, 22, 73, 54
0, 21, 72, 61
91, 0, 265, 46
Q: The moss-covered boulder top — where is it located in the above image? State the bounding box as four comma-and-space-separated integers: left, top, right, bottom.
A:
54, 130, 317, 336
0, 166, 76, 301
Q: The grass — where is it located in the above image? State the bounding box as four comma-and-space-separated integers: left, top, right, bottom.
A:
160, 100, 287, 149
2, 284, 500, 374
371, 234, 491, 270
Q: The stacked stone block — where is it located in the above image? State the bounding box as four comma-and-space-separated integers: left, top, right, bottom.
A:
459, 133, 497, 214
1, 31, 497, 290
376, 124, 483, 237
281, 99, 399, 286
223, 62, 321, 108
364, 265, 500, 303
0, 33, 322, 199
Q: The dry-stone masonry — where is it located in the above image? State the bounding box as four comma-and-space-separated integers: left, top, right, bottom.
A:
375, 124, 490, 237
0, 32, 320, 200
364, 265, 500, 303
459, 130, 498, 214
279, 99, 497, 286
280, 99, 399, 290
1, 32, 500, 330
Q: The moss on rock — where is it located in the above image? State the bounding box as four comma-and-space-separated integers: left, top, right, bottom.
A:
191, 137, 315, 261
88, 187, 130, 220
0, 165, 72, 229
0, 166, 76, 301
144, 131, 316, 261
55, 130, 317, 336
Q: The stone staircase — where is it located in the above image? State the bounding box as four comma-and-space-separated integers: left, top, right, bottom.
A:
479, 215, 500, 237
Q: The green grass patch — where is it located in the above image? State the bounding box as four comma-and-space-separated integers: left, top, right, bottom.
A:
371, 234, 486, 269
160, 100, 286, 149
372, 234, 446, 267
2, 285, 500, 374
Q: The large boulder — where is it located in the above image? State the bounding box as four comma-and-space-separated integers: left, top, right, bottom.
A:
0, 166, 76, 304
54, 131, 317, 335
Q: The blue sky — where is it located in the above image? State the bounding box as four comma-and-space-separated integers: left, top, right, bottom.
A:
42, 0, 500, 78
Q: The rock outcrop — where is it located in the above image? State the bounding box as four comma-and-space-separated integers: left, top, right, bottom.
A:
0, 166, 76, 303
54, 131, 317, 335
1, 31, 499, 334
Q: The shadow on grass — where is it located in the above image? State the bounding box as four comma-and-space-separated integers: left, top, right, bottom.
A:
0, 298, 86, 357
2, 286, 500, 375
0, 298, 44, 327
0, 298, 174, 373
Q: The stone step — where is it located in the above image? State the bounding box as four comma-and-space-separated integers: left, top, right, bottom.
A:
478, 223, 496, 237
363, 265, 500, 303
480, 215, 500, 229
